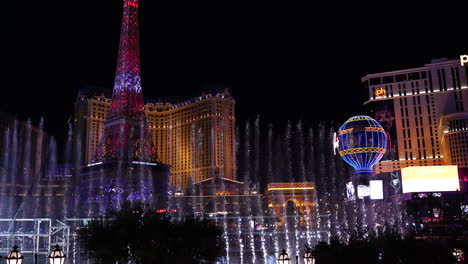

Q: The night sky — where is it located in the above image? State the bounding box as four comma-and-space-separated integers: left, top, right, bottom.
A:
1, 1, 467, 142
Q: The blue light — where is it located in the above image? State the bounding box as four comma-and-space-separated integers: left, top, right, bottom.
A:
338, 115, 388, 175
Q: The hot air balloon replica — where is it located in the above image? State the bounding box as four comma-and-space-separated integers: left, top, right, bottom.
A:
337, 115, 388, 199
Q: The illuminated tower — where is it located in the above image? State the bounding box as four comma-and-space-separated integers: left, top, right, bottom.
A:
95, 0, 157, 163
362, 57, 468, 173
74, 0, 170, 216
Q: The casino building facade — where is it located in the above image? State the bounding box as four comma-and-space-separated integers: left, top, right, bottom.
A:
362, 57, 468, 173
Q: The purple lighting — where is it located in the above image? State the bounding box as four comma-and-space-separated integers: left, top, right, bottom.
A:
95, 0, 157, 163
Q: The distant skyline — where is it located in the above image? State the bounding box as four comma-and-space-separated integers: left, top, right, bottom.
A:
1, 1, 467, 142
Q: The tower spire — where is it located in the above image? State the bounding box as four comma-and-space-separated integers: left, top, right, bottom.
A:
95, 0, 158, 163
111, 0, 143, 117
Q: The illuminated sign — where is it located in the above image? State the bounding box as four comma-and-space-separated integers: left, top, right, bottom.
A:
357, 185, 370, 198
268, 187, 314, 191
390, 171, 401, 193
156, 209, 177, 213
417, 193, 428, 198
461, 205, 468, 215
375, 87, 386, 97
461, 55, 468, 66
433, 208, 441, 218
370, 180, 383, 199
401, 166, 460, 193
346, 181, 356, 200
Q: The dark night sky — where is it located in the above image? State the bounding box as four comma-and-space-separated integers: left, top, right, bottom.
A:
1, 1, 467, 142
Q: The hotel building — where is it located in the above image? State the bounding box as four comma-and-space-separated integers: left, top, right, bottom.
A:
74, 89, 236, 187
362, 57, 468, 173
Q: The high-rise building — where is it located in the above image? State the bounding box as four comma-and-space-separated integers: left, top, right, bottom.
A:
74, 89, 111, 167
75, 89, 236, 188
362, 57, 468, 173
146, 90, 236, 188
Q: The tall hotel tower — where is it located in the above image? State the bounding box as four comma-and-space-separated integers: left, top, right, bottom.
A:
362, 57, 468, 173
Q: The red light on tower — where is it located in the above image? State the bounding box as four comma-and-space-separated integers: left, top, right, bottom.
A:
124, 0, 139, 8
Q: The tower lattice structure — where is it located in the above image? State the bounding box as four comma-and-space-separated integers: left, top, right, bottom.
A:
95, 0, 158, 163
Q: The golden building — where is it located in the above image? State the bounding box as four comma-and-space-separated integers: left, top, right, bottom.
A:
74, 89, 236, 187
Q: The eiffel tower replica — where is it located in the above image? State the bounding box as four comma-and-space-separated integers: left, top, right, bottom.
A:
74, 0, 170, 216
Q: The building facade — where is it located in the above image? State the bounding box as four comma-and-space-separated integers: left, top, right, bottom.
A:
362, 57, 468, 173
440, 112, 468, 168
74, 90, 111, 167
74, 89, 236, 187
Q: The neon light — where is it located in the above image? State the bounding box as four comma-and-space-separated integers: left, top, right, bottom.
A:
365, 127, 385, 132
461, 55, 468, 66
132, 161, 158, 166
87, 162, 103, 167
338, 128, 353, 135
267, 187, 315, 191
375, 87, 386, 97
339, 147, 386, 156
156, 209, 177, 213
344, 116, 376, 122
126, 1, 138, 8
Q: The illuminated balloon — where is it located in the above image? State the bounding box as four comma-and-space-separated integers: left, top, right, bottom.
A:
338, 115, 388, 175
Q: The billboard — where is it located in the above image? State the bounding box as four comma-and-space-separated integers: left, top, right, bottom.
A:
357, 185, 370, 198
370, 180, 384, 199
367, 99, 398, 161
401, 166, 460, 193
389, 171, 402, 195
346, 181, 356, 200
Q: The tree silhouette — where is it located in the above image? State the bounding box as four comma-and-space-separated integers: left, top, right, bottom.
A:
314, 222, 461, 264
77, 201, 225, 263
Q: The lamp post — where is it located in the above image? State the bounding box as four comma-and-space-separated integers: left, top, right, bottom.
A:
5, 245, 24, 264
303, 244, 315, 264
278, 249, 291, 264
49, 244, 66, 264
451, 248, 464, 263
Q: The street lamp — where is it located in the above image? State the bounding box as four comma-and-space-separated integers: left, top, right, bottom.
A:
451, 248, 464, 263
278, 249, 291, 264
303, 244, 315, 264
49, 244, 66, 264
5, 245, 24, 264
